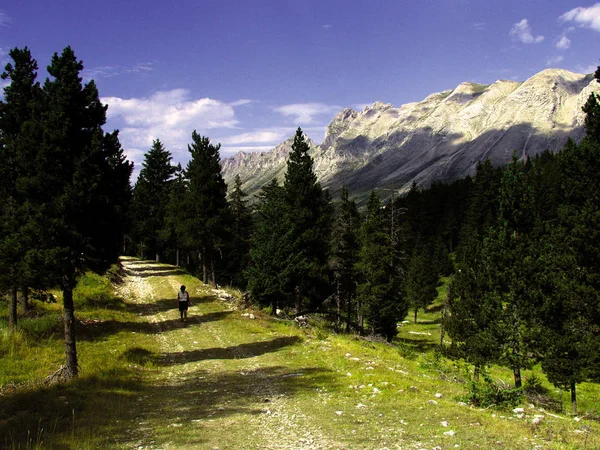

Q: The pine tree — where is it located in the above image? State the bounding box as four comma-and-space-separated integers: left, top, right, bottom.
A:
582, 65, 600, 142
445, 252, 504, 380
162, 163, 188, 266
356, 191, 407, 341
329, 186, 360, 331
536, 136, 600, 413
247, 180, 299, 313
405, 241, 438, 324
131, 139, 174, 260
225, 175, 253, 287
182, 131, 229, 286
283, 128, 332, 313
456, 160, 502, 264
485, 155, 538, 388
0, 47, 42, 331
24, 46, 115, 378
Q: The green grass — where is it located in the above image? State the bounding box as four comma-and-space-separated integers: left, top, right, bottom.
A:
0, 262, 599, 449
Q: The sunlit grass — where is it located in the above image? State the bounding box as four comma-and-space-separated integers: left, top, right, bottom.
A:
0, 262, 599, 449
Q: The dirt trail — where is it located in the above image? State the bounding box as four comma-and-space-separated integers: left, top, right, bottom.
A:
116, 258, 338, 449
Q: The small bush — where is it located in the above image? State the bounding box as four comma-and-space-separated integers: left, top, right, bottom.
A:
463, 374, 524, 408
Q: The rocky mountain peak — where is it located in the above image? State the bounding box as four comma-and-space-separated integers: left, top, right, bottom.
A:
222, 67, 600, 203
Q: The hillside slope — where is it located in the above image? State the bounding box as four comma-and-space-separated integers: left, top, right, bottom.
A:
2, 259, 599, 448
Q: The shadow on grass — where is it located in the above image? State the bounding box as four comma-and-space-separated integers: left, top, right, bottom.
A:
395, 336, 439, 353
156, 336, 303, 366
0, 362, 337, 448
131, 295, 216, 316
77, 310, 234, 341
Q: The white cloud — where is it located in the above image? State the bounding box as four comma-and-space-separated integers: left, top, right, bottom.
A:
0, 11, 11, 27
547, 55, 565, 66
102, 89, 239, 166
556, 35, 571, 49
83, 62, 153, 81
322, 24, 333, 30
220, 130, 288, 146
559, 3, 600, 32
229, 99, 255, 107
473, 22, 487, 31
509, 19, 544, 44
274, 103, 341, 125
577, 64, 598, 74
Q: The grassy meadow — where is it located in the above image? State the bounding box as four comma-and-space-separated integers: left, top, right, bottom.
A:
0, 260, 598, 449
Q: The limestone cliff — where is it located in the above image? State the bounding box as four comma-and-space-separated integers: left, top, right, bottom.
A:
222, 69, 599, 201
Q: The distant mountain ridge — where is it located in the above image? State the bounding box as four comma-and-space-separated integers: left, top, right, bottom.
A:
221, 68, 599, 202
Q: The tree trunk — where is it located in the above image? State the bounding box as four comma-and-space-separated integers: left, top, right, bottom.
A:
271, 297, 277, 316
295, 285, 301, 315
210, 256, 216, 288
474, 365, 480, 383
62, 278, 79, 379
201, 248, 207, 284
571, 382, 577, 415
414, 308, 418, 324
346, 293, 352, 333
513, 367, 522, 389
336, 281, 341, 330
176, 248, 180, 267
8, 286, 18, 331
357, 298, 363, 333
20, 286, 30, 314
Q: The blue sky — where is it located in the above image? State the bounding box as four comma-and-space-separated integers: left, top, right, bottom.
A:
1, 1, 599, 177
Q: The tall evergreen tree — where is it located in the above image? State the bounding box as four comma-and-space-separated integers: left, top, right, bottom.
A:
24, 46, 115, 378
356, 191, 407, 341
535, 134, 600, 413
485, 155, 538, 388
247, 180, 299, 313
182, 131, 229, 286
0, 47, 42, 331
582, 65, 600, 142
283, 128, 332, 313
225, 175, 253, 287
131, 139, 174, 260
405, 242, 438, 324
161, 163, 188, 266
329, 186, 360, 331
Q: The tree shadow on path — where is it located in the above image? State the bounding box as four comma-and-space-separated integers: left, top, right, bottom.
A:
77, 310, 233, 341
156, 336, 303, 366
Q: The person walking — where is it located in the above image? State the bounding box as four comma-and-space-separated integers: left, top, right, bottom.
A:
177, 285, 191, 322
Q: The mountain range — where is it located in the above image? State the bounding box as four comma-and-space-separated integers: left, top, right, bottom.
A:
221, 68, 599, 202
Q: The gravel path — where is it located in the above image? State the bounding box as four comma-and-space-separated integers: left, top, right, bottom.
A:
115, 258, 338, 449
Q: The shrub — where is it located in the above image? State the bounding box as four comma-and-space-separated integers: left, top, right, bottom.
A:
463, 373, 524, 408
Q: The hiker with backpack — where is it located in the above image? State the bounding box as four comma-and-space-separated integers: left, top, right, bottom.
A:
177, 285, 191, 321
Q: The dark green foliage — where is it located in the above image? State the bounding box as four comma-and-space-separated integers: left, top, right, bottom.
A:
582, 65, 600, 142
456, 160, 502, 264
0, 47, 42, 330
534, 137, 600, 413
356, 191, 407, 341
181, 132, 229, 286
283, 128, 332, 312
463, 373, 524, 409
405, 242, 438, 323
445, 254, 503, 372
0, 46, 132, 378
225, 175, 253, 287
131, 139, 175, 260
161, 163, 187, 265
329, 186, 361, 330
246, 180, 298, 313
